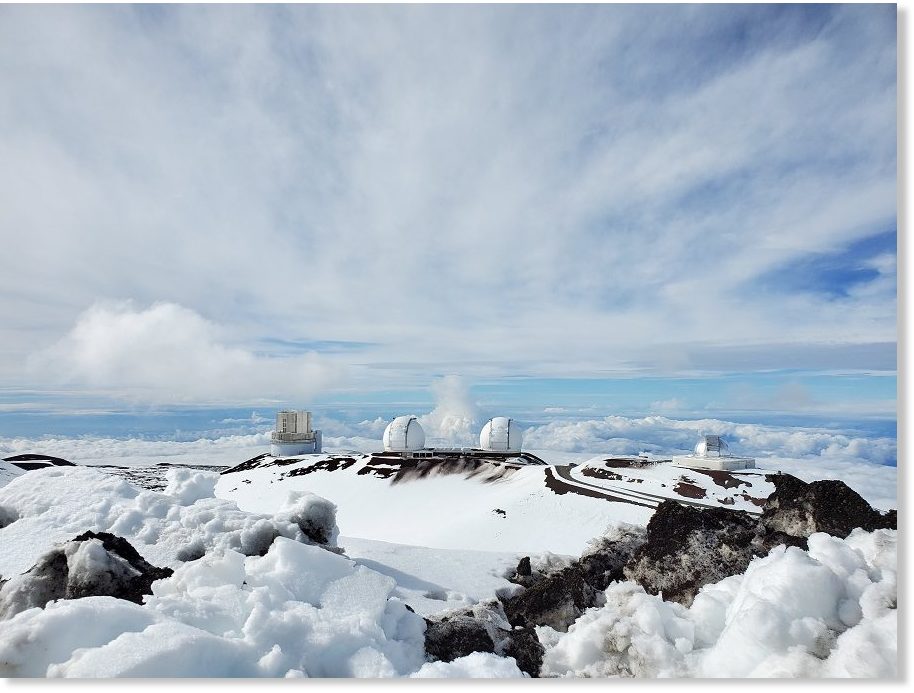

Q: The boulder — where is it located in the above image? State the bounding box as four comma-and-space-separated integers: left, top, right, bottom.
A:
424, 602, 544, 677
761, 474, 896, 539
0, 531, 173, 620
501, 565, 598, 632
623, 500, 758, 606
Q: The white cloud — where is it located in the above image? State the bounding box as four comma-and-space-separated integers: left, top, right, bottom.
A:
28, 302, 345, 404
523, 414, 897, 467
0, 4, 896, 392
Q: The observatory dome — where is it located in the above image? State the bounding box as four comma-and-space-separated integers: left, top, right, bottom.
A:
383, 416, 426, 452
479, 417, 523, 453
694, 434, 729, 458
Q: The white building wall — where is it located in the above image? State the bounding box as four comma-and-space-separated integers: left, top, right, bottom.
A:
672, 455, 756, 471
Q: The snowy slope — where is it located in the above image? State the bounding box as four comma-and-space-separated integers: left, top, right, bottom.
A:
216, 453, 777, 555
0, 459, 25, 488
340, 536, 520, 616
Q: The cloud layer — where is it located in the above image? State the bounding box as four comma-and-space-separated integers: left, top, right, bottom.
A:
0, 4, 896, 403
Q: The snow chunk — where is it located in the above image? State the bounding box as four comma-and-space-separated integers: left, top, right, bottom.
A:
274, 491, 339, 548
0, 467, 340, 578
163, 468, 218, 505
541, 529, 896, 678
411, 652, 525, 678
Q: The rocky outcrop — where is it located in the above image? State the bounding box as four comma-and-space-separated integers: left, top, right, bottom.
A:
0, 531, 173, 620
426, 473, 897, 672
424, 616, 495, 661
761, 474, 896, 539
502, 566, 598, 632
502, 524, 647, 632
624, 474, 897, 607
623, 501, 758, 606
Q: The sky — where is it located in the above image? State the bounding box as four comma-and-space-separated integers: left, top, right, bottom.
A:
0, 3, 897, 434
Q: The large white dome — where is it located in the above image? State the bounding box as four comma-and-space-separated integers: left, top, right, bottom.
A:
479, 417, 523, 453
382, 415, 426, 452
694, 434, 729, 458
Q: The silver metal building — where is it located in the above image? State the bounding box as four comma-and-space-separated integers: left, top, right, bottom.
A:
270, 410, 322, 457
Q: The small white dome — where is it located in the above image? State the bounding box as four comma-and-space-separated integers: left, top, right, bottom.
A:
383, 415, 426, 452
695, 435, 729, 458
479, 417, 523, 453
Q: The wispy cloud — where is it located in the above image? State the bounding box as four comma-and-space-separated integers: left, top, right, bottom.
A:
0, 4, 895, 404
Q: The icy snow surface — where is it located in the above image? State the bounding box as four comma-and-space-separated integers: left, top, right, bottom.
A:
0, 462, 897, 678
539, 529, 896, 678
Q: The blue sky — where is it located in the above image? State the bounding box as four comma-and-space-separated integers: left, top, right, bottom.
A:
0, 3, 896, 434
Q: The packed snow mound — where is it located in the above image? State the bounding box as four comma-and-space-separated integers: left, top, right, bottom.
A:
0, 532, 173, 620
539, 528, 896, 678
0, 466, 339, 579
0, 537, 430, 677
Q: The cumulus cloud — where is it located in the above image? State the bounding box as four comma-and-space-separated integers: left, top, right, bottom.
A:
28, 302, 344, 404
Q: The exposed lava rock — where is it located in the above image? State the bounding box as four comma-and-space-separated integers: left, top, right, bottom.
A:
0, 531, 173, 620
761, 474, 896, 539
623, 501, 758, 606
424, 615, 495, 661
504, 525, 646, 629
516, 556, 532, 578
502, 625, 544, 677
623, 474, 897, 607
577, 525, 647, 592
502, 566, 598, 632
423, 602, 544, 677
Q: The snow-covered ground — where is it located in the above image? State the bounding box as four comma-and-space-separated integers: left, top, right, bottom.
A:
0, 465, 896, 678
215, 453, 782, 554
0, 411, 898, 679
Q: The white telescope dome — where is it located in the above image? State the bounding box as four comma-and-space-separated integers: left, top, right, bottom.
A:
383, 416, 426, 452
695, 434, 729, 458
479, 417, 523, 453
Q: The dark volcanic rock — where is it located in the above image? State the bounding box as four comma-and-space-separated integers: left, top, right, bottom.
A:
0, 531, 173, 619
761, 474, 896, 539
516, 556, 532, 578
424, 602, 544, 677
502, 565, 598, 632
623, 500, 758, 606
577, 525, 647, 592
622, 475, 897, 607
503, 525, 646, 628
502, 625, 545, 677
424, 615, 495, 662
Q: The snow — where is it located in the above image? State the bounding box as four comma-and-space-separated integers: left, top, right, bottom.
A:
217, 452, 785, 555
0, 471, 430, 677
0, 409, 898, 679
0, 460, 25, 490
219, 455, 649, 555
539, 528, 896, 678
410, 652, 525, 678
339, 535, 522, 615
0, 467, 338, 578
